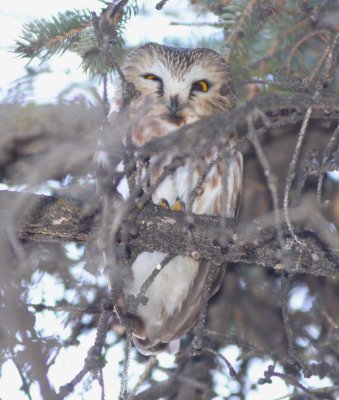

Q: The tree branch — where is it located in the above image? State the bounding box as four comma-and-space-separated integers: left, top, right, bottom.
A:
1, 190, 338, 279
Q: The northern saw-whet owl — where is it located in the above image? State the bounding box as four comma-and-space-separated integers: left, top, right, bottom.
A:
100, 42, 243, 355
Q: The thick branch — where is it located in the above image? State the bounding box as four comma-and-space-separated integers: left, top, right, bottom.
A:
0, 190, 338, 279
134, 93, 339, 157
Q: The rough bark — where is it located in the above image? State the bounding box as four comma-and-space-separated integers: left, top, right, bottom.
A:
1, 190, 338, 280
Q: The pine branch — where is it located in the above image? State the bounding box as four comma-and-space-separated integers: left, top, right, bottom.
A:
14, 1, 138, 75
14, 10, 93, 61
222, 0, 259, 62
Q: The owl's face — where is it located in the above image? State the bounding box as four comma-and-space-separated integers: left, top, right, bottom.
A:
121, 42, 235, 125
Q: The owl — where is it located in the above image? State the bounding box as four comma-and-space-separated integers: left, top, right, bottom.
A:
100, 42, 243, 355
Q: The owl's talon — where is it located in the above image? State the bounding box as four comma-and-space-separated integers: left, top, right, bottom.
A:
159, 198, 170, 209
171, 200, 185, 212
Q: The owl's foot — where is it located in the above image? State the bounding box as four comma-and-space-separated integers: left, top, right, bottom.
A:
159, 198, 185, 212
159, 198, 170, 209
171, 199, 185, 212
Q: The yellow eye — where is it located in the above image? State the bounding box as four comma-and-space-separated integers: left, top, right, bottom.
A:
144, 74, 159, 80
199, 81, 209, 92
192, 80, 209, 92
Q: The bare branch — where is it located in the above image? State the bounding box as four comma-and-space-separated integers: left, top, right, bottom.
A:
1, 190, 338, 279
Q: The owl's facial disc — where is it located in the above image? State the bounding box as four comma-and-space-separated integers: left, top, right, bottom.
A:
122, 43, 234, 125
141, 72, 186, 123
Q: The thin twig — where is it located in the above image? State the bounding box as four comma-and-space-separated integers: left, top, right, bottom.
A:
119, 320, 133, 400
120, 254, 174, 399
127, 357, 158, 400
155, 0, 169, 10
247, 110, 285, 250
191, 262, 220, 351
286, 30, 330, 74
203, 346, 237, 377
283, 106, 312, 245
280, 274, 304, 369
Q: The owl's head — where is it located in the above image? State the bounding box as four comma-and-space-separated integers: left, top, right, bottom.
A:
120, 42, 235, 123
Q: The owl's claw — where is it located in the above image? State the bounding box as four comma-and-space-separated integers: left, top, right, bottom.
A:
171, 199, 185, 212
159, 198, 170, 209
159, 198, 185, 211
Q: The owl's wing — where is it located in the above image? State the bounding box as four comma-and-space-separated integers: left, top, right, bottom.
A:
131, 259, 226, 355
160, 260, 226, 342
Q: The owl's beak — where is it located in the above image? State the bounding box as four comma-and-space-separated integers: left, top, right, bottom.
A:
169, 95, 179, 116
167, 95, 184, 124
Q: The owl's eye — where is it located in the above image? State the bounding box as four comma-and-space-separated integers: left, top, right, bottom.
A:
142, 73, 164, 96
191, 80, 209, 93
143, 74, 161, 81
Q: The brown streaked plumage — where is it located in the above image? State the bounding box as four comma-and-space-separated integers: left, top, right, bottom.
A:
106, 42, 243, 355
